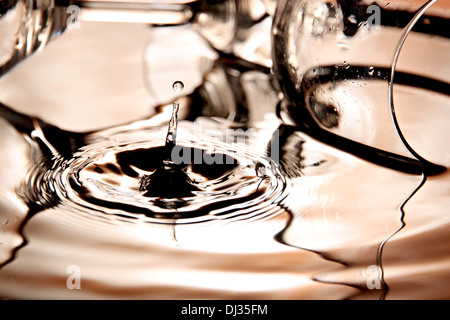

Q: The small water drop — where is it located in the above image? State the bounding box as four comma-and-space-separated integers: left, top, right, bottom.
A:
172, 81, 184, 93
347, 15, 357, 24
338, 42, 351, 50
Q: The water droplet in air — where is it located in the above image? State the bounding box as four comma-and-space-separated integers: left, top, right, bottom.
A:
172, 81, 184, 93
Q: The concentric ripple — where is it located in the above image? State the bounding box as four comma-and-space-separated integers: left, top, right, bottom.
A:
23, 120, 289, 225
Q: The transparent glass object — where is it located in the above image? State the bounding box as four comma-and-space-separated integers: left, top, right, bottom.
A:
0, 0, 274, 78
0, 0, 69, 76
272, 0, 450, 174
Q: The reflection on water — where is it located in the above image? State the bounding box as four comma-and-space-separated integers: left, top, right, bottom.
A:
0, 21, 449, 300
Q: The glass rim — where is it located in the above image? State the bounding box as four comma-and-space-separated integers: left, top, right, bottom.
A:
271, 0, 449, 176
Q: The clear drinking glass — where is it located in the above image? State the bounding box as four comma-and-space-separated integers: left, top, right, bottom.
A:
0, 0, 69, 75
0, 0, 274, 77
272, 0, 449, 175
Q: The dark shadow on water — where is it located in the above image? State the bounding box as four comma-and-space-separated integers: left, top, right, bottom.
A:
271, 125, 431, 299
